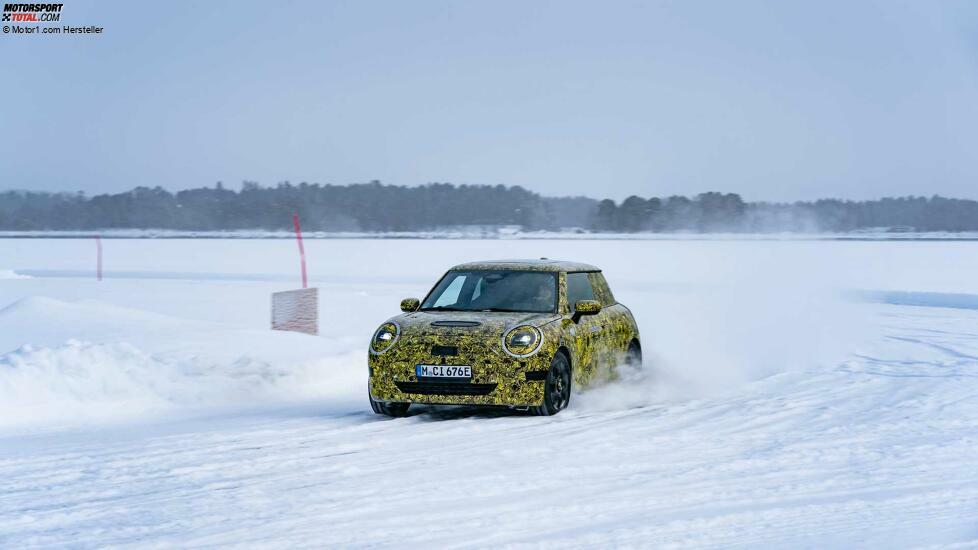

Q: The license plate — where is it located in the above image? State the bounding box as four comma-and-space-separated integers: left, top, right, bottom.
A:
416, 365, 472, 378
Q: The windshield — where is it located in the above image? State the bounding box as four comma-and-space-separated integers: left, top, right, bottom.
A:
421, 270, 558, 313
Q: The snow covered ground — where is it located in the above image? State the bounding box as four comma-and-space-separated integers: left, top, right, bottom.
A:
1, 238, 977, 547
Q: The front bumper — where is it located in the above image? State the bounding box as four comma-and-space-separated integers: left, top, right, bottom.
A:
368, 352, 550, 407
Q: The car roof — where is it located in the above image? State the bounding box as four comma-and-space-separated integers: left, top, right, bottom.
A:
449, 259, 601, 273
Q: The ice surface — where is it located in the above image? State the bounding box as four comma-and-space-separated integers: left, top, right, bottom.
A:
1, 238, 977, 547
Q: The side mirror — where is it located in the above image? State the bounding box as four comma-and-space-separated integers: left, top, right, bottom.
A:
400, 298, 421, 312
572, 299, 601, 322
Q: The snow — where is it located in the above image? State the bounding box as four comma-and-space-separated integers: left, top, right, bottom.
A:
1, 238, 977, 547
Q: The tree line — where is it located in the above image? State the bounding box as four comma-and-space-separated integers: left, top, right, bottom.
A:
1, 181, 976, 233
592, 193, 978, 232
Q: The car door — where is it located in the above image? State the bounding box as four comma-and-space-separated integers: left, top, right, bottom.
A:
588, 272, 625, 369
565, 272, 603, 384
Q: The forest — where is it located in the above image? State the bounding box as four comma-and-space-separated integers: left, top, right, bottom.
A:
1, 181, 976, 233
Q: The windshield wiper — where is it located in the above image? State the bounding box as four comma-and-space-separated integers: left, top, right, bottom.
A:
478, 307, 526, 313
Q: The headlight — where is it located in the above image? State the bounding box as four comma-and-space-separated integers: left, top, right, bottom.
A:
502, 325, 543, 357
370, 322, 400, 354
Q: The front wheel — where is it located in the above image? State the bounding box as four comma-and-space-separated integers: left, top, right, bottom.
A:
531, 353, 572, 416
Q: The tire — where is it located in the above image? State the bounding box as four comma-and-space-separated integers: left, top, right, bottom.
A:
531, 352, 572, 416
624, 341, 642, 369
369, 392, 410, 417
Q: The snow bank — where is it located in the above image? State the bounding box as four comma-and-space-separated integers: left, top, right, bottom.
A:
0, 339, 359, 429
0, 296, 364, 430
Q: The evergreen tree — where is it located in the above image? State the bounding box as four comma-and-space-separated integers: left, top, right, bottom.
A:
1, 184, 976, 233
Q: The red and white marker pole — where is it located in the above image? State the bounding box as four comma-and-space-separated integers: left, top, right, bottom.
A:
292, 213, 308, 289
95, 235, 103, 281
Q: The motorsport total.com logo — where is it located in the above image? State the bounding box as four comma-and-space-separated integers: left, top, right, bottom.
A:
2, 3, 63, 22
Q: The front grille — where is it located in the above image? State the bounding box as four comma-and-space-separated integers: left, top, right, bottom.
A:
395, 381, 497, 396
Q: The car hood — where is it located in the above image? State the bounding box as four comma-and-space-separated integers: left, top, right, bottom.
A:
391, 310, 560, 338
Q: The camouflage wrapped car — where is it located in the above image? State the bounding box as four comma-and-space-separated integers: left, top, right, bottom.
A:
368, 259, 641, 416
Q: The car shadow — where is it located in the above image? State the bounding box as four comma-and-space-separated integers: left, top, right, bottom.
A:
406, 404, 528, 421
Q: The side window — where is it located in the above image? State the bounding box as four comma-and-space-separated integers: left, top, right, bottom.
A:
433, 275, 466, 307
566, 272, 595, 310
588, 272, 616, 306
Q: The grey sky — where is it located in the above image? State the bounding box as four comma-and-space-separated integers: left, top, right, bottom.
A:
3, 0, 977, 201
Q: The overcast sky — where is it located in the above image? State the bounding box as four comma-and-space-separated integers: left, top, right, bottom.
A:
3, 0, 977, 201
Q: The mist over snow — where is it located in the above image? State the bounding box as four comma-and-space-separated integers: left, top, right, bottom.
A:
0, 269, 30, 279
576, 277, 877, 411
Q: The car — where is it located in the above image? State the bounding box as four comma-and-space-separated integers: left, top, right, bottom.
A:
367, 259, 642, 416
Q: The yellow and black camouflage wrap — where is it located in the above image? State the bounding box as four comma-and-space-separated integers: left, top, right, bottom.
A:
368, 260, 641, 408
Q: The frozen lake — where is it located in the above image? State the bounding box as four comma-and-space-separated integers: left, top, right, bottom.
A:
1, 238, 977, 547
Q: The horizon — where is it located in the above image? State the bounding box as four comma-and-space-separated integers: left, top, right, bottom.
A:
3, 179, 976, 206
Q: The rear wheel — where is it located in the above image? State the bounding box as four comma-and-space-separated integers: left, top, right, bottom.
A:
624, 341, 642, 369
531, 353, 571, 416
369, 392, 410, 417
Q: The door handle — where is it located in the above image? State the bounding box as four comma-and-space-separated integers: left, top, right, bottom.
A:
588, 325, 602, 333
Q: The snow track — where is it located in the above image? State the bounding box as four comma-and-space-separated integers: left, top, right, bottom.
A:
2, 238, 977, 547
2, 306, 976, 547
